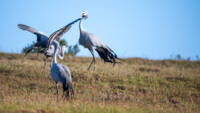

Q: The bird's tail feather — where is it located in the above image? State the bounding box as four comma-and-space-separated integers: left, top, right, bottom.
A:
24, 47, 33, 56
116, 57, 125, 62
95, 46, 122, 64
24, 43, 38, 56
62, 82, 74, 99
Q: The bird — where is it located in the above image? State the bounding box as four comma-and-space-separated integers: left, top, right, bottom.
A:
18, 24, 53, 55
44, 42, 66, 67
78, 12, 120, 70
18, 22, 73, 68
45, 17, 82, 100
47, 40, 73, 100
18, 24, 66, 68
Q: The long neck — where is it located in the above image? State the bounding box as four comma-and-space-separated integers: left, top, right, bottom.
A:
69, 18, 81, 26
79, 18, 84, 33
53, 44, 59, 64
58, 45, 65, 60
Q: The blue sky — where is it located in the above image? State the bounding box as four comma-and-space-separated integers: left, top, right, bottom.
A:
0, 0, 199, 59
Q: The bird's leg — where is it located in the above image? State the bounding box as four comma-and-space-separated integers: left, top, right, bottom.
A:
93, 56, 96, 71
24, 46, 34, 56
71, 88, 74, 98
43, 57, 48, 70
50, 59, 52, 69
88, 59, 94, 70
56, 82, 59, 102
88, 49, 95, 71
37, 47, 40, 57
112, 58, 116, 67
24, 43, 38, 57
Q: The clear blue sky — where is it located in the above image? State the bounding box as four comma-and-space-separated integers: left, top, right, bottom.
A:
0, 0, 199, 59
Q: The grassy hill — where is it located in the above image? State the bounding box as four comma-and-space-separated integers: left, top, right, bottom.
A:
0, 53, 199, 113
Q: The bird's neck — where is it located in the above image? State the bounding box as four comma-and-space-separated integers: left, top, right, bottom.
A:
58, 45, 65, 60
53, 44, 59, 64
79, 19, 85, 33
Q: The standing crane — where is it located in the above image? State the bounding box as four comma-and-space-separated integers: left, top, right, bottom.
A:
47, 40, 73, 100
45, 17, 82, 100
79, 12, 120, 70
18, 24, 66, 68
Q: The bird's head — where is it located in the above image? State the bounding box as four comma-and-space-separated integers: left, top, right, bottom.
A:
82, 11, 88, 19
45, 45, 54, 56
45, 40, 60, 55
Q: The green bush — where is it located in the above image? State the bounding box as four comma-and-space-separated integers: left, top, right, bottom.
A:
22, 39, 80, 56
22, 41, 37, 53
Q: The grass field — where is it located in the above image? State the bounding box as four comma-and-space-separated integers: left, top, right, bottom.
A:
0, 52, 199, 113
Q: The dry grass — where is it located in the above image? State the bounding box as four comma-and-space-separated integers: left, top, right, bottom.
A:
0, 52, 199, 113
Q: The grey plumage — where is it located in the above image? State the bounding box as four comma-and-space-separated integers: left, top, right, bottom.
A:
18, 24, 65, 52
46, 44, 66, 60
45, 17, 82, 99
79, 12, 119, 70
18, 24, 49, 38
18, 24, 68, 68
47, 18, 81, 47
18, 24, 49, 49
49, 41, 73, 99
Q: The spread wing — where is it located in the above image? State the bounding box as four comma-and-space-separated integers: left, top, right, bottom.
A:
47, 18, 81, 48
18, 24, 48, 38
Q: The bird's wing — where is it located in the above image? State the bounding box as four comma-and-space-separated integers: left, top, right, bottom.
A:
55, 64, 72, 83
47, 18, 81, 48
87, 32, 106, 47
48, 25, 72, 43
61, 64, 72, 82
18, 24, 49, 38
87, 32, 119, 58
61, 65, 71, 76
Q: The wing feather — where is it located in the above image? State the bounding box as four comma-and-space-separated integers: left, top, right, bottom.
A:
47, 18, 81, 48
18, 24, 48, 38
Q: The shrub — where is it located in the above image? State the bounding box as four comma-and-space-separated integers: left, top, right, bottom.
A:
22, 39, 80, 56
